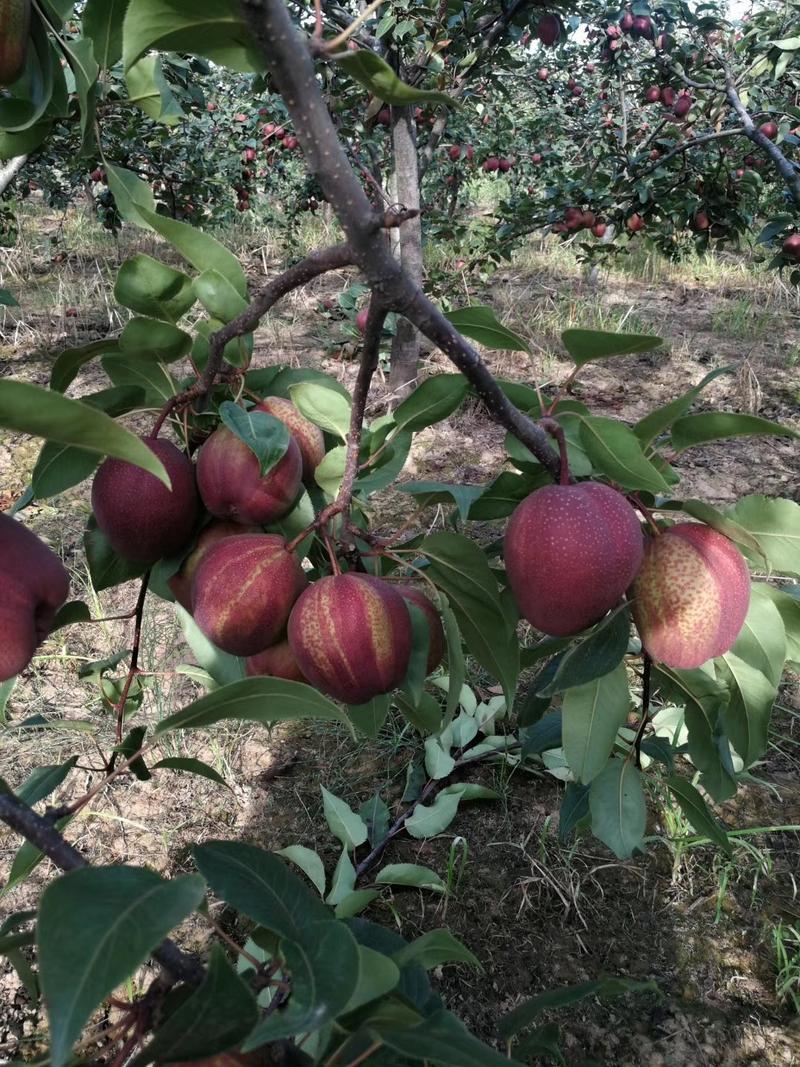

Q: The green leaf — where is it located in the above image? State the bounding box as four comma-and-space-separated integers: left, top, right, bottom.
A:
654, 666, 736, 802
359, 794, 391, 848
102, 354, 180, 407
589, 758, 646, 859
393, 930, 480, 971
321, 786, 368, 850
0, 380, 169, 485
84, 517, 149, 592
499, 977, 658, 1038
573, 414, 671, 492
83, 0, 128, 68
666, 777, 732, 855
671, 412, 798, 451
334, 889, 379, 918
130, 945, 257, 1067
382, 1009, 520, 1067
151, 757, 227, 786
155, 677, 347, 733
422, 532, 519, 705
114, 254, 196, 324
115, 726, 150, 782
120, 318, 191, 363
538, 605, 631, 697
50, 339, 122, 393
345, 946, 400, 1013
3, 816, 72, 899
194, 269, 249, 324
520, 711, 563, 756
399, 481, 483, 523
275, 845, 326, 896
0, 11, 57, 134
38, 867, 205, 1067
425, 737, 456, 779
193, 841, 330, 939
32, 386, 144, 499
0, 288, 20, 307
404, 789, 461, 839
14, 757, 78, 807
562, 663, 632, 784
375, 864, 445, 893
347, 694, 391, 739
558, 782, 591, 843
0, 678, 16, 725
468, 471, 550, 520
445, 306, 530, 353
125, 54, 183, 125
174, 603, 245, 688
335, 50, 455, 107
726, 496, 800, 578
218, 402, 290, 476
289, 382, 351, 439
758, 584, 800, 666
326, 846, 357, 906
393, 374, 470, 433
242, 920, 360, 1047
561, 329, 662, 368
633, 366, 733, 445
122, 0, 264, 73
107, 165, 247, 295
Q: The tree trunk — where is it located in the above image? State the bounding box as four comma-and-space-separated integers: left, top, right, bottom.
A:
387, 106, 423, 400
0, 155, 28, 196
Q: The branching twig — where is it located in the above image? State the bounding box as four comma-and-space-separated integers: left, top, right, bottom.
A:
114, 571, 150, 744
238, 0, 562, 480
286, 302, 387, 552
724, 72, 800, 206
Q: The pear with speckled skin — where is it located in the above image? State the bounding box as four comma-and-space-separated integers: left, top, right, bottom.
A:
191, 534, 306, 656
504, 482, 644, 636
288, 573, 412, 704
631, 523, 750, 669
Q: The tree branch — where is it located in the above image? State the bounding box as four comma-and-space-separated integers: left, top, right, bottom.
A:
203, 243, 356, 395
633, 126, 745, 178
238, 0, 562, 479
0, 791, 205, 986
724, 72, 800, 206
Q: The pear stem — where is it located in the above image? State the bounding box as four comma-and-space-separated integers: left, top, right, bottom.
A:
539, 417, 571, 485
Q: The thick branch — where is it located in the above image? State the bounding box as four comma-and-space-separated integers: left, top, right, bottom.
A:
0, 792, 205, 986
724, 74, 800, 206
239, 0, 561, 479
633, 126, 745, 178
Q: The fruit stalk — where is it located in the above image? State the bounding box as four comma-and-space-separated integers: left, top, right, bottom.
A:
539, 416, 571, 485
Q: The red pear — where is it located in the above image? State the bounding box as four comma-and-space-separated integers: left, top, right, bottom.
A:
197, 427, 302, 526
504, 482, 643, 636
245, 639, 307, 682
91, 438, 199, 564
631, 523, 750, 669
288, 574, 412, 704
255, 396, 325, 485
0, 514, 70, 682
192, 535, 306, 656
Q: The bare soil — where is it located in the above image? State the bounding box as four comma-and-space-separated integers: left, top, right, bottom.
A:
1, 219, 799, 1065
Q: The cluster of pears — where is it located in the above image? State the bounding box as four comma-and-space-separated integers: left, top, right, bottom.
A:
504, 478, 750, 668
1, 396, 750, 690
88, 395, 444, 706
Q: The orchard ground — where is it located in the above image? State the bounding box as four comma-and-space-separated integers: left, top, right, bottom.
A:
1, 202, 799, 1065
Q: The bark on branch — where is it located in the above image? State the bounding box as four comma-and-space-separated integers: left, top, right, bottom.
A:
0, 791, 205, 985
239, 0, 562, 480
